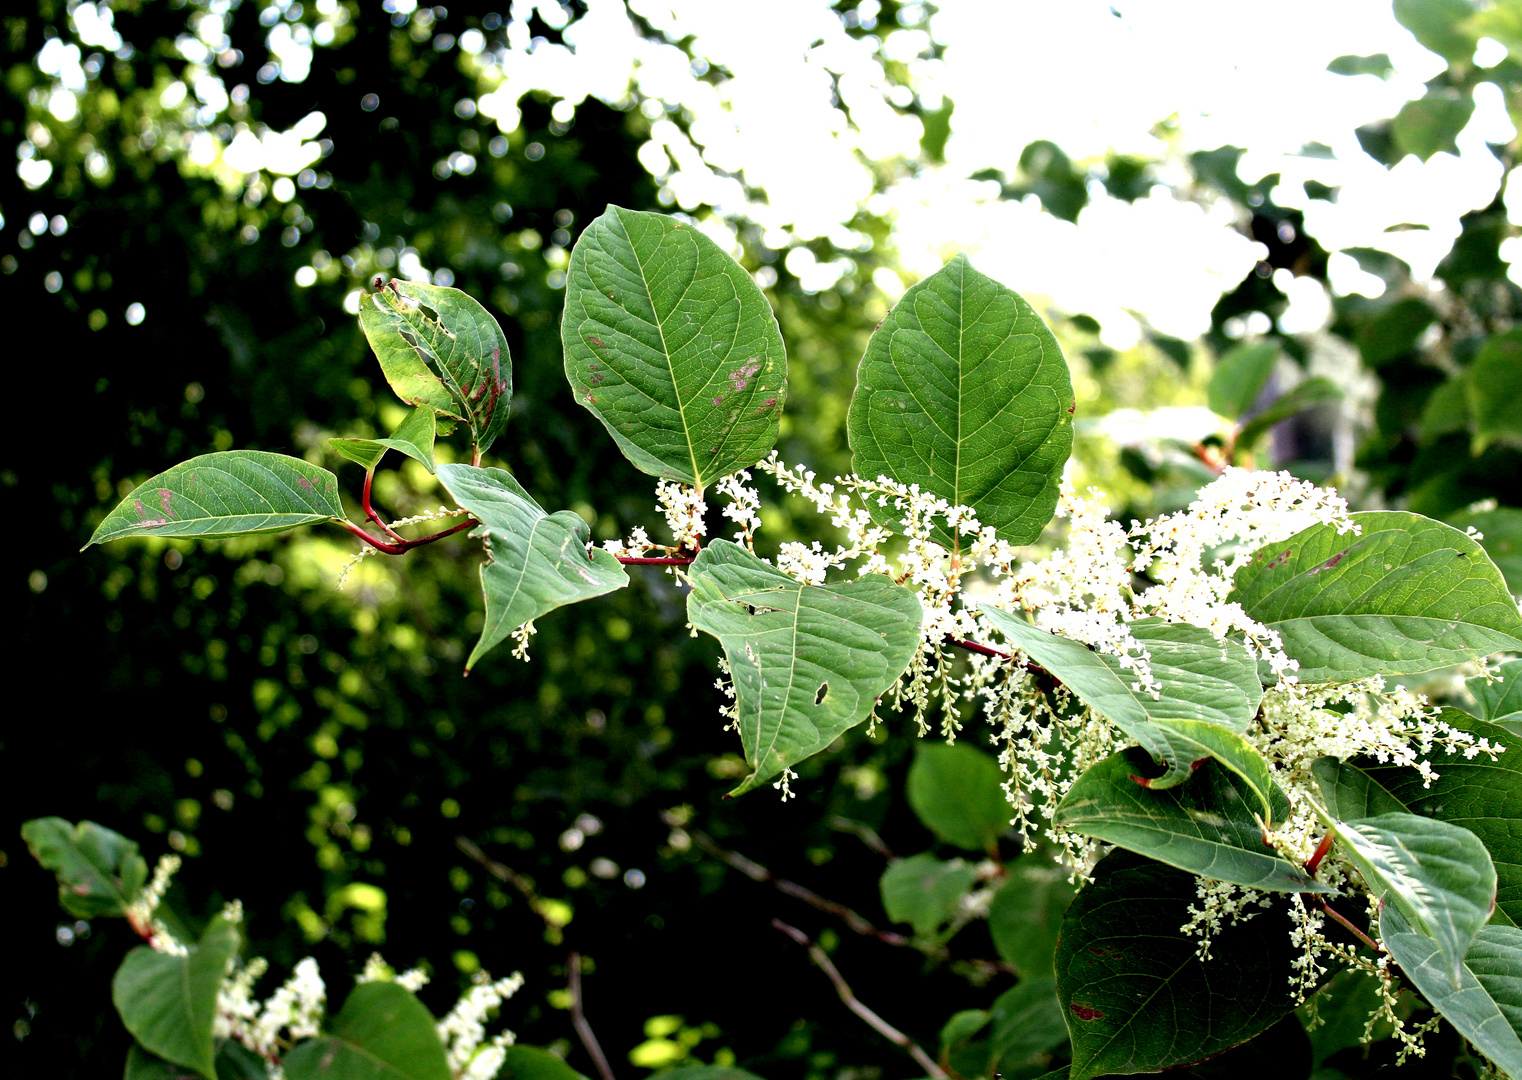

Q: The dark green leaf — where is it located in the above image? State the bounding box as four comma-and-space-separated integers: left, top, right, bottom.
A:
126, 1044, 197, 1080
1207, 340, 1277, 420
905, 741, 1010, 852
1055, 751, 1328, 893
87, 451, 345, 546
330, 407, 438, 474
283, 981, 451, 1080
1465, 657, 1522, 730
848, 252, 1075, 547
939, 1008, 990, 1052
1467, 329, 1522, 450
1228, 511, 1522, 682
977, 610, 1270, 804
562, 205, 786, 486
435, 465, 628, 672
1391, 89, 1475, 161
988, 978, 1069, 1070
686, 540, 921, 795
113, 917, 241, 1080
1449, 506, 1522, 596
1393, 0, 1479, 63
1353, 296, 1436, 365
1379, 904, 1522, 1077
21, 816, 147, 919
987, 859, 1075, 979
214, 1042, 269, 1080
1056, 851, 1299, 1080
358, 279, 511, 453
1300, 968, 1391, 1068
1311, 757, 1406, 821
496, 1046, 591, 1080
879, 852, 979, 936
1329, 812, 1495, 985
1327, 53, 1394, 77
1235, 377, 1341, 450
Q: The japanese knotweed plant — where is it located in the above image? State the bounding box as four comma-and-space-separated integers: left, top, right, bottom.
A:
80, 205, 1522, 1080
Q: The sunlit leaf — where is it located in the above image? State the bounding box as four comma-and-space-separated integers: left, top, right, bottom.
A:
562, 205, 786, 487
1235, 377, 1341, 449
1207, 340, 1277, 420
1391, 89, 1475, 161
113, 916, 241, 1080
21, 816, 147, 919
330, 406, 438, 474
284, 981, 451, 1080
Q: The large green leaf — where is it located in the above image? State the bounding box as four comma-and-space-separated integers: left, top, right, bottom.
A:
1207, 340, 1277, 420
1055, 851, 1299, 1080
1467, 328, 1522, 450
879, 852, 979, 936
1329, 811, 1495, 986
1311, 756, 1406, 821
848, 252, 1074, 547
113, 917, 242, 1080
978, 610, 1270, 804
283, 981, 451, 1080
1393, 0, 1478, 62
561, 205, 786, 487
1235, 377, 1341, 450
435, 465, 628, 672
497, 1047, 590, 1080
330, 406, 438, 474
21, 816, 147, 919
358, 279, 511, 452
1450, 505, 1522, 595
1379, 905, 1522, 1078
987, 858, 1075, 979
988, 978, 1069, 1070
1467, 658, 1522, 731
1056, 751, 1329, 893
1228, 511, 1522, 682
87, 451, 345, 546
686, 539, 921, 795
126, 1042, 268, 1080
1391, 89, 1475, 161
905, 741, 1010, 852
1358, 710, 1522, 926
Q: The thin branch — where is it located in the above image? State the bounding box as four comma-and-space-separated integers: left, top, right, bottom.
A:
343, 516, 475, 555
772, 920, 948, 1080
454, 836, 558, 932
1319, 899, 1382, 953
615, 555, 695, 566
826, 816, 895, 860
943, 636, 1050, 679
362, 470, 406, 542
568, 952, 616, 1080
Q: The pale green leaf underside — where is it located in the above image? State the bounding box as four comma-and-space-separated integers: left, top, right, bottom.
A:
1332, 811, 1496, 986
284, 981, 451, 1080
1380, 905, 1522, 1078
686, 539, 921, 795
112, 918, 241, 1080
848, 252, 1074, 547
331, 406, 438, 474
879, 852, 979, 936
1229, 511, 1522, 682
1056, 751, 1327, 893
88, 451, 344, 547
435, 465, 628, 672
562, 205, 786, 487
978, 609, 1270, 808
359, 280, 512, 452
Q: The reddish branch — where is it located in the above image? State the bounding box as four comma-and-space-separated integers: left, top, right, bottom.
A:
568, 952, 616, 1080
1305, 831, 1335, 876
614, 555, 695, 565
343, 518, 476, 554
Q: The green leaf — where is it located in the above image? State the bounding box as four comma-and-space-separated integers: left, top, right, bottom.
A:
1056, 851, 1300, 1080
987, 859, 1075, 979
496, 1046, 590, 1080
1235, 377, 1341, 450
977, 610, 1270, 804
1356, 710, 1522, 926
1327, 53, 1394, 77
126, 1044, 194, 1080
1466, 658, 1522, 730
1329, 811, 1495, 986
1055, 751, 1329, 893
879, 852, 979, 936
87, 451, 345, 547
1391, 89, 1475, 161
939, 1008, 990, 1053
562, 205, 786, 487
128, 1041, 271, 1080
1311, 757, 1406, 821
435, 465, 629, 673
1379, 904, 1522, 1078
358, 279, 512, 453
113, 917, 242, 1080
1207, 340, 1277, 420
1228, 510, 1522, 682
21, 816, 147, 919
1300, 968, 1391, 1068
905, 741, 1010, 852
1352, 296, 1436, 365
848, 252, 1075, 547
283, 981, 451, 1080
655, 1069, 763, 1080
988, 978, 1069, 1070
1393, 0, 1479, 62
686, 539, 921, 796
1467, 328, 1522, 450
330, 407, 438, 475
1449, 506, 1522, 596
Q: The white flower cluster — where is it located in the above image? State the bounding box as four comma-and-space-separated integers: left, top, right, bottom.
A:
601, 525, 654, 559
125, 853, 187, 955
715, 470, 762, 551
436, 971, 526, 1080
656, 478, 708, 553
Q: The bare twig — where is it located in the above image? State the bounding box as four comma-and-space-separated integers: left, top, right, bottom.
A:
1319, 899, 1382, 953
826, 815, 894, 860
772, 920, 948, 1080
568, 952, 616, 1080
454, 836, 557, 931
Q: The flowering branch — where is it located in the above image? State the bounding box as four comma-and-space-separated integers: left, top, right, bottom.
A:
343, 517, 476, 555
568, 953, 615, 1080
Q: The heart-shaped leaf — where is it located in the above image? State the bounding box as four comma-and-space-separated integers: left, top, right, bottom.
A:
848, 253, 1074, 547
978, 609, 1271, 809
22, 816, 147, 919
1379, 904, 1522, 1078
879, 852, 979, 936
330, 406, 438, 474
1056, 750, 1329, 893
435, 465, 628, 672
283, 980, 451, 1080
1329, 811, 1495, 986
1056, 851, 1300, 1080
1228, 511, 1522, 682
359, 279, 512, 453
113, 916, 242, 1080
562, 206, 786, 487
88, 451, 345, 547
905, 741, 1010, 853
686, 539, 921, 795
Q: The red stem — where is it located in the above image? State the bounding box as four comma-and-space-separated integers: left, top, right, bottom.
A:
1305, 830, 1335, 876
616, 555, 696, 565
946, 636, 1009, 660
363, 471, 406, 542
1319, 898, 1382, 953
343, 517, 475, 555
